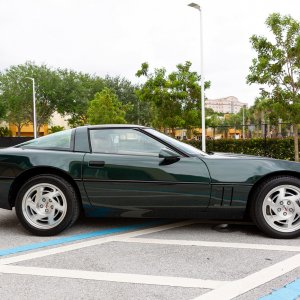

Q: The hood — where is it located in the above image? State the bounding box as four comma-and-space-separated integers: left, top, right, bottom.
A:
206, 152, 267, 160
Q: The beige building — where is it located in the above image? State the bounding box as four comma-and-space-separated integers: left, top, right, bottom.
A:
1, 112, 70, 137
49, 112, 70, 129
206, 96, 248, 114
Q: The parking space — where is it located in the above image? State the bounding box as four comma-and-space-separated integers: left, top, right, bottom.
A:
0, 209, 299, 300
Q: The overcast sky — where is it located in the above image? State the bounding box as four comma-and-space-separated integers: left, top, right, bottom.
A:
1, 0, 300, 105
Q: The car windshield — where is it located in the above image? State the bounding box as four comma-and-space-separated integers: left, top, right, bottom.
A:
144, 128, 207, 156
15, 129, 73, 150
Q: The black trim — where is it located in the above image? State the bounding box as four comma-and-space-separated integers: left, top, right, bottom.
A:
74, 127, 90, 153
88, 161, 105, 168
15, 147, 73, 152
82, 179, 209, 184
87, 128, 92, 153
70, 128, 76, 151
211, 182, 253, 186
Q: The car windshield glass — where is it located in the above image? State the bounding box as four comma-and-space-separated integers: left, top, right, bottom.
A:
15, 129, 73, 150
144, 128, 207, 156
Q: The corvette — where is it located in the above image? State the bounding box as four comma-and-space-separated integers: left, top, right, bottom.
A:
0, 125, 300, 238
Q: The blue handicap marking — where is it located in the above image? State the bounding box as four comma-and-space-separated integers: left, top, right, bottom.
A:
0, 220, 166, 257
259, 278, 300, 300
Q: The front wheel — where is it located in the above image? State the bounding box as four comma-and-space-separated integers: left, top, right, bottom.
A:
15, 175, 80, 236
250, 176, 300, 239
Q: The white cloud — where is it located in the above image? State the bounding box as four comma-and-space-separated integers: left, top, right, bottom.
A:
0, 0, 299, 105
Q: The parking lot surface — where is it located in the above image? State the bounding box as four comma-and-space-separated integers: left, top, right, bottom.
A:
0, 208, 299, 300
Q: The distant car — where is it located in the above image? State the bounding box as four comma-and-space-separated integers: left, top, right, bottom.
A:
0, 125, 300, 238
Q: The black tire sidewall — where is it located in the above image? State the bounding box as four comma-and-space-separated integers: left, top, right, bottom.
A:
252, 176, 300, 239
15, 175, 77, 236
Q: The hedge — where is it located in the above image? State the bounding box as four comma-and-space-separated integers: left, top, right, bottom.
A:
0, 137, 33, 148
186, 138, 296, 161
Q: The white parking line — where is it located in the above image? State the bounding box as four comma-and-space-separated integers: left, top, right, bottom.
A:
0, 265, 228, 289
0, 220, 197, 265
192, 253, 300, 300
121, 238, 300, 252
1, 219, 298, 299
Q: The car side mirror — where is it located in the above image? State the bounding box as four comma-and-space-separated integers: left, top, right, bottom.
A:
159, 148, 180, 165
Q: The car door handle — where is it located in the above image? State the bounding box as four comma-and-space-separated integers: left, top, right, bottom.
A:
88, 161, 105, 168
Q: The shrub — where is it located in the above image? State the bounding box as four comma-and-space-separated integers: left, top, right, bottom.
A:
48, 126, 65, 134
186, 138, 296, 161
0, 127, 12, 137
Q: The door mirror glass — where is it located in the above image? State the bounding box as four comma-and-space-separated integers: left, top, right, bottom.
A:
159, 148, 179, 159
159, 148, 181, 165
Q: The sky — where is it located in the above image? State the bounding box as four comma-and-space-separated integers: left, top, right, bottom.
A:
0, 0, 300, 106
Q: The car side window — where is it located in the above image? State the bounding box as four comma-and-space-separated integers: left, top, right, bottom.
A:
16, 129, 73, 150
90, 129, 166, 156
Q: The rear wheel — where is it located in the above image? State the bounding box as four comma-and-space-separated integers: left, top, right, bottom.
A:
15, 175, 80, 236
250, 176, 300, 239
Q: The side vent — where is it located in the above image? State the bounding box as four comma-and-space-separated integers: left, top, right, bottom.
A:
210, 185, 233, 207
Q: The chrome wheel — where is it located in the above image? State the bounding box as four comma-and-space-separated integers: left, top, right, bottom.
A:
262, 185, 300, 233
22, 183, 67, 230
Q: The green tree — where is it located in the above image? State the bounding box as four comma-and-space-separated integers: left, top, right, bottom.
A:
169, 62, 211, 135
103, 76, 152, 125
87, 88, 129, 124
0, 62, 61, 136
0, 98, 6, 120
247, 13, 300, 161
206, 112, 223, 138
0, 66, 31, 136
136, 61, 210, 136
55, 70, 105, 127
136, 63, 177, 132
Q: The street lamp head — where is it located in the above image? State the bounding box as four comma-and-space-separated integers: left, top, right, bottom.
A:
188, 2, 201, 10
25, 77, 34, 81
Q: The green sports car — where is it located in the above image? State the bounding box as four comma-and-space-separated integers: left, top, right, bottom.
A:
0, 125, 300, 238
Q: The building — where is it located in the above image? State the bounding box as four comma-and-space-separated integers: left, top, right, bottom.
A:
50, 112, 70, 130
9, 124, 48, 137
206, 96, 248, 114
4, 112, 70, 137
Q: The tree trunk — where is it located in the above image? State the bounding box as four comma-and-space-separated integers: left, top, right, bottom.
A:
171, 127, 176, 138
17, 124, 21, 137
37, 124, 41, 137
261, 111, 265, 138
186, 128, 192, 139
293, 124, 299, 162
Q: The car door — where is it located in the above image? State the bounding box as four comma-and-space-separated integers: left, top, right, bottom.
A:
82, 128, 211, 218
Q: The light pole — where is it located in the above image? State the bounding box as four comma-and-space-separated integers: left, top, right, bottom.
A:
188, 2, 206, 152
242, 105, 246, 139
25, 77, 37, 139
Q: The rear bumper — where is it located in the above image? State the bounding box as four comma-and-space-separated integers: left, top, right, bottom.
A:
0, 178, 13, 209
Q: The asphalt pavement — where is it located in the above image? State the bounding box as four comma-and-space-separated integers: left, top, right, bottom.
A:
0, 208, 299, 300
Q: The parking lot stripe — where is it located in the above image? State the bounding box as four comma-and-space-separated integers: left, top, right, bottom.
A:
259, 278, 300, 300
0, 221, 165, 257
0, 265, 228, 289
192, 253, 300, 300
122, 238, 300, 252
0, 220, 197, 265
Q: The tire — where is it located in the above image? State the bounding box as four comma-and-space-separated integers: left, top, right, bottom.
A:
15, 175, 80, 236
250, 176, 300, 239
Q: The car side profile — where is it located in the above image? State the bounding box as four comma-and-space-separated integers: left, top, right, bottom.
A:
0, 125, 299, 238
